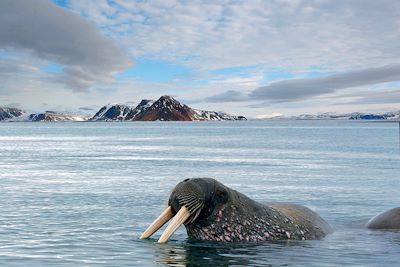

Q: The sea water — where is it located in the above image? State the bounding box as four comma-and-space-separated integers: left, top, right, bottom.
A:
0, 120, 399, 266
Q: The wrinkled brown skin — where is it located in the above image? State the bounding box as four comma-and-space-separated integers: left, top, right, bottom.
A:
169, 178, 333, 242
366, 208, 400, 230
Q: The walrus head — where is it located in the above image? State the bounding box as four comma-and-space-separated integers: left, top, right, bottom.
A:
140, 178, 228, 243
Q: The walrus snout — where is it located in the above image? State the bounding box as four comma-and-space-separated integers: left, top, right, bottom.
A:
169, 179, 205, 218
140, 178, 207, 243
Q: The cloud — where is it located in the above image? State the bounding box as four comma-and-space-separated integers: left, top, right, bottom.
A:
2, 0, 400, 117
2, 102, 23, 109
0, 56, 45, 96
79, 106, 96, 111
202, 64, 400, 104
68, 0, 400, 71
204, 90, 249, 103
0, 0, 130, 91
249, 65, 400, 102
61, 0, 400, 116
0, 57, 39, 75
346, 89, 400, 105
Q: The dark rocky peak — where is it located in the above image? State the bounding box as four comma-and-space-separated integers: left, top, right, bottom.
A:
136, 96, 195, 121
29, 113, 47, 122
350, 113, 387, 120
0, 107, 25, 121
90, 100, 156, 121
91, 104, 136, 121
135, 99, 155, 112
102, 105, 132, 120
137, 99, 154, 107
151, 95, 183, 109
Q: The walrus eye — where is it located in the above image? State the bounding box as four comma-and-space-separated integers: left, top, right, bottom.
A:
216, 188, 228, 203
216, 189, 225, 198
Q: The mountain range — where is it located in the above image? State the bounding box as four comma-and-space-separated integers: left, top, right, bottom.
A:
1, 96, 399, 122
0, 96, 246, 122
266, 111, 400, 120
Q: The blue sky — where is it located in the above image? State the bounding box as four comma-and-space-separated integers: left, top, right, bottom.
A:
116, 59, 192, 82
1, 0, 399, 117
41, 63, 64, 74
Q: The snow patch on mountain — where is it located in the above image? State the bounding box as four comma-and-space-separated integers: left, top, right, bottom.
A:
193, 109, 246, 121
27, 111, 90, 122
90, 100, 154, 121
0, 107, 25, 121
262, 111, 400, 120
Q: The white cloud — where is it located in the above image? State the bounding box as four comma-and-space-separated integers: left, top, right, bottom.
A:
0, 0, 130, 91
68, 0, 400, 71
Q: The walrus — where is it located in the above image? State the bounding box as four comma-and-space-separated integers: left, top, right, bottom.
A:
366, 207, 400, 229
140, 178, 332, 243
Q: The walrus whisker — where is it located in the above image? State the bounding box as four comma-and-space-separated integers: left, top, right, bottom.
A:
187, 203, 203, 223
175, 194, 204, 218
181, 198, 195, 205
186, 201, 199, 210
182, 202, 203, 220
177, 195, 197, 205
140, 206, 174, 239
158, 206, 191, 243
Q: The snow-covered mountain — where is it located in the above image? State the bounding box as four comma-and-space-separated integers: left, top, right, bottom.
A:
192, 109, 247, 121
349, 112, 399, 120
0, 107, 25, 121
90, 100, 154, 121
28, 111, 89, 122
91, 96, 246, 121
134, 95, 195, 121
264, 111, 400, 120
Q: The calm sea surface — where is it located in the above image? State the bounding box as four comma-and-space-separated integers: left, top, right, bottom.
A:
0, 120, 399, 266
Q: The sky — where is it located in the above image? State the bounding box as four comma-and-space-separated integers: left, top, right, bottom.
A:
0, 0, 399, 118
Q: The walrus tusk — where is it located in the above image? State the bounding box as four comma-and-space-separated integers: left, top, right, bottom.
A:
158, 206, 191, 243
140, 206, 174, 239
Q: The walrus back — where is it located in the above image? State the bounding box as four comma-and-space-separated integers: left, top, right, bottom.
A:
366, 207, 400, 229
268, 203, 333, 238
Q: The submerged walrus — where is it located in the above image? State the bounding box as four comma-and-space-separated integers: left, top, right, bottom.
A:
366, 207, 400, 230
141, 178, 332, 243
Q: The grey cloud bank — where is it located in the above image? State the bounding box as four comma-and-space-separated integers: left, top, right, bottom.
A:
346, 89, 400, 105
250, 65, 400, 102
205, 65, 400, 103
204, 90, 250, 103
0, 0, 130, 91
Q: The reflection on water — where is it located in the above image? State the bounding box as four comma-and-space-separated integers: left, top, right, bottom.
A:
392, 233, 400, 245
154, 240, 309, 267
146, 227, 400, 266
